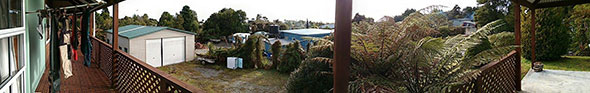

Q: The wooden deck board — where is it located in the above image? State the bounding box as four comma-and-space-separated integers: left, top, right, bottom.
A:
36, 47, 116, 93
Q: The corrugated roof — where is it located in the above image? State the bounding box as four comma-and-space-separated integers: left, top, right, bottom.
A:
105, 25, 196, 39
280, 29, 334, 36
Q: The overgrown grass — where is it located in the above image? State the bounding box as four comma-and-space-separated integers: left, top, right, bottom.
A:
157, 61, 290, 93
520, 56, 590, 78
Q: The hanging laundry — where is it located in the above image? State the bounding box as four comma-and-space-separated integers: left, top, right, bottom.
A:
59, 18, 73, 79
49, 13, 62, 93
60, 45, 73, 79
81, 9, 92, 67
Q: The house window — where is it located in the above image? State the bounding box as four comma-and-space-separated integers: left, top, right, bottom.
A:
0, 0, 24, 92
0, 0, 23, 29
0, 35, 25, 93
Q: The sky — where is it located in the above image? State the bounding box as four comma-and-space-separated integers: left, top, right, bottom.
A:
106, 0, 478, 23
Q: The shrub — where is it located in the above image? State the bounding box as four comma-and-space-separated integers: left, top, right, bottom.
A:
575, 46, 590, 56
236, 34, 265, 68
436, 26, 465, 37
277, 41, 304, 73
270, 40, 282, 69
206, 35, 265, 69
465, 37, 493, 57
488, 32, 515, 47
286, 57, 333, 93
207, 46, 237, 66
522, 7, 571, 61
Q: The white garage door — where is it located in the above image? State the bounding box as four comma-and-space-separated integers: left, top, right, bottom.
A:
162, 37, 185, 66
145, 39, 162, 67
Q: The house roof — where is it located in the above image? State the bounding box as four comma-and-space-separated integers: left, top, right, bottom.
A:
264, 38, 293, 45
280, 29, 334, 36
105, 25, 196, 39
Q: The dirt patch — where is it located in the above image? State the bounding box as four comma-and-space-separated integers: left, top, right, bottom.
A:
158, 62, 289, 93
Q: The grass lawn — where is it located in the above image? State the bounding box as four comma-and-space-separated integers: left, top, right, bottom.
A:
520, 56, 590, 78
157, 61, 290, 93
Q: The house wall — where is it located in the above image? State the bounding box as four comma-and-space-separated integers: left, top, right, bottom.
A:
128, 30, 195, 63
105, 33, 130, 52
24, 0, 46, 92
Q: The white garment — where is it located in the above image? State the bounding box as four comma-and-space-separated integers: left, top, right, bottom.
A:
60, 45, 73, 79
63, 33, 70, 44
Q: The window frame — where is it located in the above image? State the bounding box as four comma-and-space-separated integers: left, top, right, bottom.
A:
0, 0, 26, 92
0, 0, 24, 30
0, 0, 25, 39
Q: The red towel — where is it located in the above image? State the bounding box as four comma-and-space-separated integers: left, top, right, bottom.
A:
73, 49, 78, 61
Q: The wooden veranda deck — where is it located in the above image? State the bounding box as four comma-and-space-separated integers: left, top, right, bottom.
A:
35, 47, 115, 93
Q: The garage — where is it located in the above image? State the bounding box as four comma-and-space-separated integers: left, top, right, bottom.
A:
145, 39, 161, 67
145, 37, 186, 67
106, 25, 195, 67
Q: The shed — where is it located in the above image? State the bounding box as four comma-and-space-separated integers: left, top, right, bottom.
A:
105, 25, 196, 67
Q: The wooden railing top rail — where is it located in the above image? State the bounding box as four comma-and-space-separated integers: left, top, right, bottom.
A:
113, 49, 203, 92
480, 50, 517, 71
91, 37, 203, 93
92, 37, 113, 49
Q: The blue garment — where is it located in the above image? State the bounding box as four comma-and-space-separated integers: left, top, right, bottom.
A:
81, 9, 92, 67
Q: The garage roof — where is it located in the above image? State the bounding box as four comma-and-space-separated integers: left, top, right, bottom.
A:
105, 25, 196, 39
280, 29, 334, 36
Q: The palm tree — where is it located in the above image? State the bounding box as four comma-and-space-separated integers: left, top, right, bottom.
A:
286, 8, 516, 92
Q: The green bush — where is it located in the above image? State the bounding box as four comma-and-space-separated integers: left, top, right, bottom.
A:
286, 57, 333, 93
436, 26, 465, 37
270, 40, 282, 69
488, 32, 515, 47
206, 35, 265, 68
575, 47, 590, 56
465, 37, 493, 57
522, 7, 571, 61
236, 35, 265, 68
207, 46, 238, 66
277, 41, 304, 73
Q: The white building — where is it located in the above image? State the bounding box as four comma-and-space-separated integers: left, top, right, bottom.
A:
106, 25, 196, 67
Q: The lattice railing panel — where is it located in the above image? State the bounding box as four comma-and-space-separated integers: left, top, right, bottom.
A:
476, 51, 517, 93
452, 51, 519, 93
91, 37, 114, 79
91, 37, 201, 93
115, 52, 161, 93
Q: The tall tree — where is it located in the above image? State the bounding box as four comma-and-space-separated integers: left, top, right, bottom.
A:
522, 7, 572, 61
117, 14, 157, 26
474, 0, 510, 27
179, 5, 200, 33
447, 5, 462, 19
568, 4, 590, 55
158, 12, 175, 27
462, 7, 477, 17
174, 13, 185, 30
394, 8, 417, 22
95, 8, 113, 39
352, 13, 374, 23
202, 8, 249, 41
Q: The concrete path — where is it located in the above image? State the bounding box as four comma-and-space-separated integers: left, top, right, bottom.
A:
521, 69, 590, 93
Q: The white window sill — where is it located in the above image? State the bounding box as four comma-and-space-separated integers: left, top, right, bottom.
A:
0, 27, 26, 39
